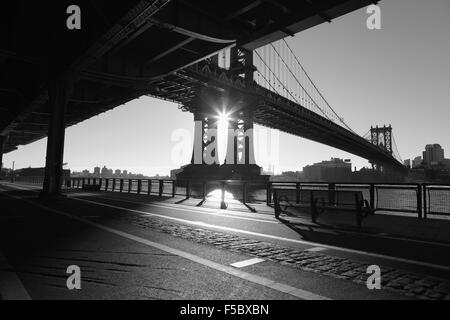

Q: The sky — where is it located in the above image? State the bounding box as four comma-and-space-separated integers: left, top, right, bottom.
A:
3, 0, 450, 176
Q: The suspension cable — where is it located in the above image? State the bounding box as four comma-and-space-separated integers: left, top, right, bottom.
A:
282, 39, 355, 133
254, 50, 299, 104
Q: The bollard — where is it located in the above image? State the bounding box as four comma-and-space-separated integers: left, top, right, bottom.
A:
148, 179, 152, 195
417, 184, 423, 219
137, 180, 142, 195
273, 189, 280, 218
369, 184, 375, 209
172, 181, 176, 198
186, 180, 191, 199
112, 178, 116, 192
120, 179, 124, 192
105, 178, 109, 191
159, 180, 164, 197
202, 181, 206, 201
296, 182, 300, 204
266, 182, 272, 205
128, 179, 132, 193
328, 183, 336, 206
220, 182, 227, 209
422, 184, 427, 219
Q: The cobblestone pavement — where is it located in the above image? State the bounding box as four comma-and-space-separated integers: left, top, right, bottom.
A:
115, 212, 450, 300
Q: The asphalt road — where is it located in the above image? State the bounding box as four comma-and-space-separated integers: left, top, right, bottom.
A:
1, 181, 449, 300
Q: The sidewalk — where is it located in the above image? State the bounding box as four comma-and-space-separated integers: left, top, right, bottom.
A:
3, 181, 450, 246
257, 203, 450, 245
163, 196, 450, 246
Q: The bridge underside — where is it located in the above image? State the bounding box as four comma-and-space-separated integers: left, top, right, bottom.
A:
0, 0, 392, 194
1, 0, 377, 153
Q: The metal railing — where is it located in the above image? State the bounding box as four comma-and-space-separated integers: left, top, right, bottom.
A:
7, 176, 450, 219
267, 182, 450, 219
69, 177, 177, 198
423, 184, 450, 218
67, 178, 268, 205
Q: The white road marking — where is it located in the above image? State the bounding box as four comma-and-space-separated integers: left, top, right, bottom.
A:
231, 258, 265, 268
68, 193, 98, 197
0, 251, 31, 300
1, 192, 330, 300
306, 247, 327, 253
3, 183, 450, 272
70, 197, 450, 272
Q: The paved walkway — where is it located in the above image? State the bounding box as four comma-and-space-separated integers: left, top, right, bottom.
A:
163, 195, 450, 245
1, 181, 450, 300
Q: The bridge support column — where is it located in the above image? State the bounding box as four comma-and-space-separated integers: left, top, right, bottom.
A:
41, 77, 73, 196
243, 108, 255, 165
226, 109, 255, 165
191, 110, 220, 165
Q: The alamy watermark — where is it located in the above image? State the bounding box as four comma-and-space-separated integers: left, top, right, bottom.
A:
366, 265, 381, 290
66, 265, 81, 290
66, 5, 81, 30
366, 4, 381, 30
171, 122, 280, 170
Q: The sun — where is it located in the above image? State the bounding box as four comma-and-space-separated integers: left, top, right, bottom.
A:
218, 111, 230, 124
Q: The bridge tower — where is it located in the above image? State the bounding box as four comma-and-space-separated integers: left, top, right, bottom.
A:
175, 47, 268, 191
370, 125, 393, 155
369, 125, 393, 171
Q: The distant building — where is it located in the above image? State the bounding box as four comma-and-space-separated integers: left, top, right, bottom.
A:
412, 156, 422, 168
170, 167, 184, 180
93, 166, 101, 177
115, 169, 121, 176
100, 166, 113, 177
403, 159, 411, 168
15, 167, 70, 180
303, 158, 352, 182
423, 144, 445, 166
271, 171, 302, 182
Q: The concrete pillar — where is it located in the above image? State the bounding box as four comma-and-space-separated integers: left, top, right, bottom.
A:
203, 117, 219, 165
224, 109, 255, 165
191, 110, 220, 165
225, 119, 238, 165
41, 77, 73, 196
